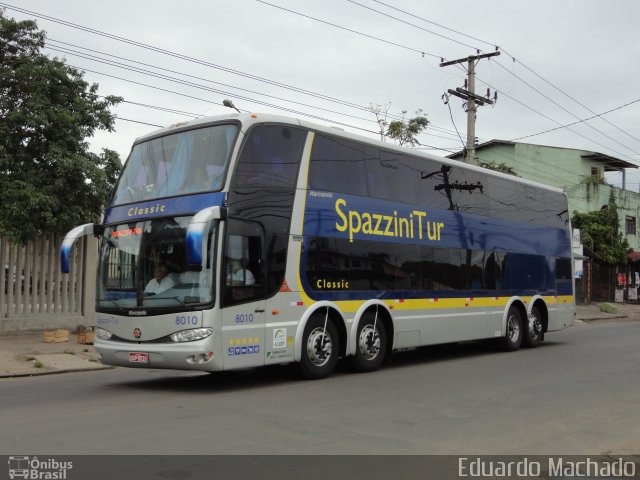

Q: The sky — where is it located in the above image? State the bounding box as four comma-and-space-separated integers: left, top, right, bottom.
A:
4, 0, 640, 189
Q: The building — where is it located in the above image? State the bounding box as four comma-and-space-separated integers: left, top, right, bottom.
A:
448, 140, 640, 303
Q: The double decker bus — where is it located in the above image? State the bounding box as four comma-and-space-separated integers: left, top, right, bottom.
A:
61, 113, 575, 379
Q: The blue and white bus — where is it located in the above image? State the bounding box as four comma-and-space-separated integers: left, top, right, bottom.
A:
62, 113, 575, 379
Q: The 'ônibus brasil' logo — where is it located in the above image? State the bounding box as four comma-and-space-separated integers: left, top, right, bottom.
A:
8, 456, 73, 479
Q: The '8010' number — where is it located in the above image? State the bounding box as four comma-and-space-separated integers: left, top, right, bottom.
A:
175, 315, 198, 326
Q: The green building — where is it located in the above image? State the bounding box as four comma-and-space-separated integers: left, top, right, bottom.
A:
449, 141, 640, 302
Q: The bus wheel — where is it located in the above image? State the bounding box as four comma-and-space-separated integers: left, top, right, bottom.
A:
300, 314, 339, 380
501, 306, 523, 351
351, 312, 386, 372
523, 305, 543, 348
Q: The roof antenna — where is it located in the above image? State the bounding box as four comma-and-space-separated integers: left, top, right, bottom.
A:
222, 99, 241, 114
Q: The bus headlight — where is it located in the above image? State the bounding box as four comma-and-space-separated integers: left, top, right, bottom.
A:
170, 328, 214, 343
95, 327, 113, 340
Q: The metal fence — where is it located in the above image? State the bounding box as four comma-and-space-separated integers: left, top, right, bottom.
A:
0, 234, 96, 333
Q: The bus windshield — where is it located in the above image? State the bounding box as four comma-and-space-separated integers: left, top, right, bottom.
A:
97, 216, 217, 311
111, 124, 238, 205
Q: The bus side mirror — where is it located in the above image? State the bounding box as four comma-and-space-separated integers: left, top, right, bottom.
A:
185, 207, 226, 270
60, 223, 104, 273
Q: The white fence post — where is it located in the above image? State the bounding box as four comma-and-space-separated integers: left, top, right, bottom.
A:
0, 233, 95, 333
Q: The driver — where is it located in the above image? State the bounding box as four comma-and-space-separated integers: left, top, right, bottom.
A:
144, 262, 176, 295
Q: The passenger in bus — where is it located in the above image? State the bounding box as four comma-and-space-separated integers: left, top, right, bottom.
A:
144, 262, 177, 295
184, 164, 225, 192
227, 258, 255, 286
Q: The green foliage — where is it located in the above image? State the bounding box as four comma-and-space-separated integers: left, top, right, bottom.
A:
0, 11, 122, 243
478, 160, 519, 177
580, 174, 607, 186
386, 109, 429, 147
572, 191, 629, 265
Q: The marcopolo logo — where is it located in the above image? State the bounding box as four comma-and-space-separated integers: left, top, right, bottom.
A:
8, 456, 73, 479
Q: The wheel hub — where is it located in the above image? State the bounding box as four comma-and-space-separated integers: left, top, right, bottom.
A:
358, 325, 381, 360
530, 314, 542, 335
507, 314, 520, 342
306, 327, 333, 367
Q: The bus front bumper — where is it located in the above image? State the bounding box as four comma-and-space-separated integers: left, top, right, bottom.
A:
95, 337, 223, 372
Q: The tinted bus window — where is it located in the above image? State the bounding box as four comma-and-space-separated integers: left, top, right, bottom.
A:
446, 168, 490, 215
306, 237, 352, 291
396, 243, 422, 289
235, 125, 307, 188
309, 134, 369, 196
367, 150, 405, 203
544, 191, 570, 229
488, 176, 524, 224
229, 124, 307, 298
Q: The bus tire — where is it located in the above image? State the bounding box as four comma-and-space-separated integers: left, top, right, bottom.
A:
500, 306, 523, 351
351, 311, 387, 373
299, 313, 340, 380
523, 305, 543, 348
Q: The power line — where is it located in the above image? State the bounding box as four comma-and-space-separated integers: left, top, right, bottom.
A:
443, 95, 465, 150
255, 0, 441, 59
13, 0, 636, 161
46, 41, 385, 125
511, 97, 640, 142
66, 63, 384, 136
0, 2, 378, 113
117, 117, 163, 128
368, 0, 499, 50
473, 74, 638, 162
2, 2, 481, 148
351, 1, 640, 154
344, 0, 477, 51
498, 47, 640, 145
45, 38, 468, 142
491, 60, 640, 156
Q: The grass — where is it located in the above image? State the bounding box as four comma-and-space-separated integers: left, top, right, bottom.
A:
25, 357, 43, 368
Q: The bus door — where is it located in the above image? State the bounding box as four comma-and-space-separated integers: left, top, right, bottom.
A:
220, 222, 267, 369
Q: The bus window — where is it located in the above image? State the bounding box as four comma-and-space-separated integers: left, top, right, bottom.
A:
112, 124, 238, 205
309, 134, 368, 196
234, 125, 307, 189
223, 221, 265, 305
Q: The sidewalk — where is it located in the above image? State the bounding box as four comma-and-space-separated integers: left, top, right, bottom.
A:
575, 302, 639, 322
0, 331, 112, 378
1, 303, 639, 378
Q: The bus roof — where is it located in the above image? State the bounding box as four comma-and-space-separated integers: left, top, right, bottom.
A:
133, 112, 567, 196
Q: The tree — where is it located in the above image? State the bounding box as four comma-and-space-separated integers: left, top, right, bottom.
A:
478, 160, 519, 177
0, 10, 122, 243
386, 108, 429, 147
572, 190, 629, 265
367, 102, 391, 142
367, 104, 429, 147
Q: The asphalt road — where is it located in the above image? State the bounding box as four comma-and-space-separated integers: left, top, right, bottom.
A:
1, 320, 639, 455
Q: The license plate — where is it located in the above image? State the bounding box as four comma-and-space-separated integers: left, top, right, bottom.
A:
129, 352, 149, 363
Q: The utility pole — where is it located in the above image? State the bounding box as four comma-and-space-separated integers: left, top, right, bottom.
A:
440, 50, 500, 165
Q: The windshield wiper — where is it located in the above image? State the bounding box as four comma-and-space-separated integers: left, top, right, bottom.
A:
96, 298, 127, 313
143, 296, 188, 307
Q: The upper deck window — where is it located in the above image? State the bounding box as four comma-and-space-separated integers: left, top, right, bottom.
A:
112, 124, 238, 206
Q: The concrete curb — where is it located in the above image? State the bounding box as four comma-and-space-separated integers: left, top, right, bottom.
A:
0, 365, 114, 379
